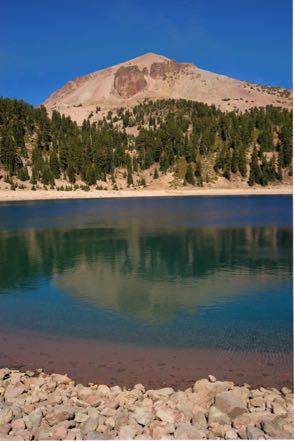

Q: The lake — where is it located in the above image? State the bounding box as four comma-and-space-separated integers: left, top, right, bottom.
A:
0, 195, 292, 388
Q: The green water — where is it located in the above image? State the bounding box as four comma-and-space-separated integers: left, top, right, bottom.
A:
0, 196, 292, 352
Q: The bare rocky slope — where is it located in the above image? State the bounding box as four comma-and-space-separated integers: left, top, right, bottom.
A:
43, 53, 292, 125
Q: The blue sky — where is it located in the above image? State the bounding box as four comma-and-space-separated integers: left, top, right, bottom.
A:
1, 0, 292, 106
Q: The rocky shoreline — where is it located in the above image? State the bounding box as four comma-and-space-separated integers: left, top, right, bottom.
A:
0, 369, 293, 440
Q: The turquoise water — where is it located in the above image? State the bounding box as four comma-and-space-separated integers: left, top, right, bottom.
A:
0, 196, 292, 353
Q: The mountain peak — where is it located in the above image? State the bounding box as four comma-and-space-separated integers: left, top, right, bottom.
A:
43, 53, 292, 123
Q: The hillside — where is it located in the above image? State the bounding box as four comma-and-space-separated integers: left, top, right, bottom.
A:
43, 53, 292, 125
0, 97, 292, 194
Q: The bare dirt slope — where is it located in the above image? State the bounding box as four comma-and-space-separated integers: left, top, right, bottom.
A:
43, 53, 292, 124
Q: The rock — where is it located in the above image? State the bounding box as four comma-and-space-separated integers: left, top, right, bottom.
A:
67, 428, 83, 440
261, 420, 287, 438
225, 428, 239, 439
4, 385, 26, 401
250, 396, 265, 407
114, 65, 147, 98
281, 387, 292, 396
134, 384, 145, 393
150, 424, 169, 439
208, 375, 216, 383
246, 425, 265, 439
208, 406, 230, 425
53, 423, 68, 439
132, 407, 153, 426
192, 410, 207, 429
272, 402, 287, 415
156, 406, 175, 424
87, 408, 99, 420
46, 405, 75, 426
11, 419, 25, 431
24, 408, 43, 429
119, 424, 140, 439
110, 385, 122, 394
86, 430, 111, 440
77, 387, 92, 401
51, 373, 71, 385
85, 394, 101, 407
209, 422, 231, 438
0, 407, 13, 425
100, 407, 116, 417
0, 423, 11, 435
47, 393, 63, 405
97, 385, 111, 395
75, 411, 88, 423
215, 390, 247, 419
175, 422, 206, 439
233, 414, 252, 431
193, 379, 233, 394
81, 416, 99, 434
0, 369, 10, 381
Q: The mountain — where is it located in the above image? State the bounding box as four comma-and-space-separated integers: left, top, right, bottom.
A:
43, 52, 292, 124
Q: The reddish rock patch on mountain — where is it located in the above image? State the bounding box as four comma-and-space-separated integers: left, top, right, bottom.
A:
114, 65, 147, 97
150, 60, 181, 79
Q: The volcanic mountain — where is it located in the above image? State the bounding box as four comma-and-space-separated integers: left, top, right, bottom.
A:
43, 52, 292, 124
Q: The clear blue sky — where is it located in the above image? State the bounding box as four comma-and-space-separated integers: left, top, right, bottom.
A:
1, 0, 292, 106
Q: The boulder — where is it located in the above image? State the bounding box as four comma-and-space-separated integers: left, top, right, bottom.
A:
215, 390, 247, 419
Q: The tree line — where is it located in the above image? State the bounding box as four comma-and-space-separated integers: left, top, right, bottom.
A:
0, 97, 292, 189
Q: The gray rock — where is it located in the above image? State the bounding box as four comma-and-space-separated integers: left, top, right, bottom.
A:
0, 407, 13, 426
261, 420, 287, 438
215, 390, 247, 419
246, 425, 265, 439
192, 410, 207, 429
208, 406, 230, 425
81, 416, 99, 434
24, 408, 43, 429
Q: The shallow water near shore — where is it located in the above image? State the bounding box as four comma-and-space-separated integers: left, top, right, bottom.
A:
0, 195, 292, 387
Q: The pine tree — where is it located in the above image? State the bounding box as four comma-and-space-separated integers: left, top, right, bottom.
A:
185, 163, 195, 185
